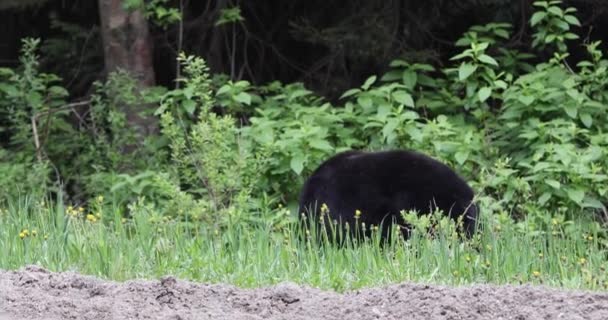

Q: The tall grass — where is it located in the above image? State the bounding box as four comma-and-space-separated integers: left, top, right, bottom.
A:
0, 195, 606, 291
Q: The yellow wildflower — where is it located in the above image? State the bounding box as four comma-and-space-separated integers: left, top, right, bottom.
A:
320, 203, 329, 214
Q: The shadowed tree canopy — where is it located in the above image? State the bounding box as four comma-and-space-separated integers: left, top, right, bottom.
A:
1, 0, 607, 99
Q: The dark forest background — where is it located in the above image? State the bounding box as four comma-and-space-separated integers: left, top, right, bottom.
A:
2, 0, 607, 100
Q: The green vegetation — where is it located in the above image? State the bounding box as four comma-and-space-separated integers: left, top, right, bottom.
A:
0, 195, 606, 291
0, 1, 607, 290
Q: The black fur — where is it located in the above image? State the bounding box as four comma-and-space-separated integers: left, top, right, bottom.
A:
298, 150, 478, 239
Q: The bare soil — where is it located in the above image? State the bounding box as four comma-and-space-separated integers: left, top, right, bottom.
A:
1, 265, 607, 320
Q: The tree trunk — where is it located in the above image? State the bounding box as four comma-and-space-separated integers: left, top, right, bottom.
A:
98, 0, 157, 149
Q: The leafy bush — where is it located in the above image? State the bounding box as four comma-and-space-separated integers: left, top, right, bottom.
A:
0, 0, 606, 236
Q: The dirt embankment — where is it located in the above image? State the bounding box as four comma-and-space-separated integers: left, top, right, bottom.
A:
1, 265, 607, 320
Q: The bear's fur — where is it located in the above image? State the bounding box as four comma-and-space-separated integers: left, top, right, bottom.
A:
298, 150, 478, 240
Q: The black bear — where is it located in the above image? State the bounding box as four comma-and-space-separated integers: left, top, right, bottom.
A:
298, 150, 478, 240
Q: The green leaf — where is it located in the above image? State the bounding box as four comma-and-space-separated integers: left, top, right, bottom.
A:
380, 71, 401, 82
183, 86, 194, 99
547, 6, 563, 17
26, 92, 43, 108
183, 99, 196, 114
0, 83, 18, 96
530, 12, 546, 26
361, 75, 377, 90
478, 87, 492, 103
402, 71, 418, 89
389, 60, 408, 67
566, 188, 585, 205
290, 154, 305, 175
478, 54, 498, 66
357, 96, 373, 109
458, 63, 477, 81
377, 103, 391, 119
454, 151, 469, 165
340, 88, 361, 99
563, 14, 581, 26
382, 119, 399, 140
518, 95, 535, 106
309, 139, 333, 151
451, 51, 473, 61
234, 92, 251, 105
538, 192, 551, 205
582, 197, 605, 209
495, 29, 509, 39
288, 89, 311, 101
216, 84, 231, 96
563, 105, 577, 118
392, 90, 415, 107
545, 179, 561, 189
580, 113, 592, 128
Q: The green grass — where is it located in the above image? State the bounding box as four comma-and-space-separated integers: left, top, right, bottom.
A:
0, 195, 606, 291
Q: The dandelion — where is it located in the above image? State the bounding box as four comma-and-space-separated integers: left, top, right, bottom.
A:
578, 257, 587, 265
31, 230, 37, 237
19, 232, 26, 239
532, 271, 541, 277
86, 214, 97, 223
121, 218, 127, 224
321, 203, 329, 214
465, 255, 471, 263
355, 209, 362, 219
96, 195, 104, 203
538, 252, 544, 259
453, 271, 459, 276
21, 229, 29, 237
587, 235, 593, 241
44, 234, 48, 240
78, 206, 84, 213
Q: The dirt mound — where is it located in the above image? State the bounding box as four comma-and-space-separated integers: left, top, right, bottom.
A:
1, 265, 607, 319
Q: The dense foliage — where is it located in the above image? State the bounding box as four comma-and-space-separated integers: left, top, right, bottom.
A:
0, 1, 607, 288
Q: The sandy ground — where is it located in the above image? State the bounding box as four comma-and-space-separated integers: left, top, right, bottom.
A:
0, 266, 607, 320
